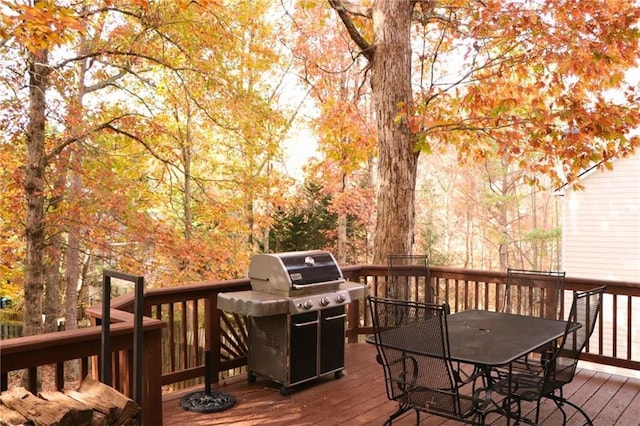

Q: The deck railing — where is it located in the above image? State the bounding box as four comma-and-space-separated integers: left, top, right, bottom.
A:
343, 265, 640, 372
1, 265, 638, 425
0, 311, 165, 424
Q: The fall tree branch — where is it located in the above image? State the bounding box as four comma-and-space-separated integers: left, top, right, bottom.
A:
84, 68, 128, 93
329, 0, 371, 18
328, 0, 374, 61
46, 115, 173, 169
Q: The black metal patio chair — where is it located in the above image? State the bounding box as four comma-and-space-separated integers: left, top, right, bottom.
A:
491, 285, 605, 425
386, 254, 431, 302
500, 268, 566, 375
368, 296, 490, 425
502, 268, 566, 319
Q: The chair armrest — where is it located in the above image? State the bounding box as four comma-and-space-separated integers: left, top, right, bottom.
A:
379, 353, 419, 392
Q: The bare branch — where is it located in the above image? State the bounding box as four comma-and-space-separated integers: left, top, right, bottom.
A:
102, 123, 175, 167
328, 0, 374, 61
329, 0, 371, 18
46, 114, 173, 170
84, 68, 127, 93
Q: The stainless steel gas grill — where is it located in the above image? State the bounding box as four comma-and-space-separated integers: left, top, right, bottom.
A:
217, 250, 367, 395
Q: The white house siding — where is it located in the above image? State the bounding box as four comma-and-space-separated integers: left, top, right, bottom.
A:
561, 153, 640, 378
562, 154, 640, 282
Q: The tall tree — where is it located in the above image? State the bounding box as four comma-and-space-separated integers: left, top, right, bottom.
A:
1, 0, 292, 333
329, 0, 417, 263
290, 2, 376, 263
24, 46, 49, 336
328, 0, 640, 264
268, 181, 338, 253
2, 1, 83, 336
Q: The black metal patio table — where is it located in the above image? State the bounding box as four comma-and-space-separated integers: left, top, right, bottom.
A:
367, 309, 579, 424
368, 310, 573, 366
442, 310, 571, 366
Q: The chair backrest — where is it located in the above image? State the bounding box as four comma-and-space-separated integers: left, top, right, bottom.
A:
368, 296, 466, 417
503, 268, 565, 319
547, 286, 605, 386
387, 254, 431, 301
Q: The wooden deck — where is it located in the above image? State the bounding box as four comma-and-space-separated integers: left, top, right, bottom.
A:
163, 343, 640, 425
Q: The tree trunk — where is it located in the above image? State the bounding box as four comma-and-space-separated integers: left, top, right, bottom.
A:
65, 165, 82, 331
23, 48, 49, 336
183, 138, 192, 242
499, 170, 509, 270
336, 171, 347, 264
370, 0, 417, 264
43, 240, 61, 332
530, 186, 539, 269
43, 153, 71, 333
65, 38, 90, 331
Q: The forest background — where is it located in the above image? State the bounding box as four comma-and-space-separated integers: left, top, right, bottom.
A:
1, 0, 639, 335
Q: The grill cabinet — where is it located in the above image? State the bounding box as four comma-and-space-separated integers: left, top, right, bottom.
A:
217, 250, 366, 395
248, 306, 346, 393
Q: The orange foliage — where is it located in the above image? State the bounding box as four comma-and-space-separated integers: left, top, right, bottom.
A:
407, 0, 640, 187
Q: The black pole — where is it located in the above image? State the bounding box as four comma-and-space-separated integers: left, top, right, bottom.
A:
180, 348, 235, 413
101, 270, 144, 413
101, 272, 112, 386
132, 275, 144, 410
204, 350, 211, 395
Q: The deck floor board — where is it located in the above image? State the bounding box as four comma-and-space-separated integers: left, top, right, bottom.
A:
162, 343, 638, 425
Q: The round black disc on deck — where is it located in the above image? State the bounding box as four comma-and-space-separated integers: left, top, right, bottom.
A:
180, 390, 236, 413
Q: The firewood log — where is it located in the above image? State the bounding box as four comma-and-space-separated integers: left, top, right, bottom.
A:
0, 387, 92, 426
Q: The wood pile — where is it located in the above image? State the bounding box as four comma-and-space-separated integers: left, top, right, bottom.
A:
0, 376, 140, 426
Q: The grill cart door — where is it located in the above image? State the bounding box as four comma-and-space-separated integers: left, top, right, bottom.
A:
320, 306, 346, 375
290, 311, 319, 384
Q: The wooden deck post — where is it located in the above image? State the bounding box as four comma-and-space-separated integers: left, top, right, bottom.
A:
208, 292, 222, 384
347, 299, 360, 343
142, 328, 163, 425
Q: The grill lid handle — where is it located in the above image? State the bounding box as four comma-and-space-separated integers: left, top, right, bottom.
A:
291, 279, 345, 290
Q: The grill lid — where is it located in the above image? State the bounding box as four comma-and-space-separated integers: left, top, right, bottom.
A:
249, 250, 345, 296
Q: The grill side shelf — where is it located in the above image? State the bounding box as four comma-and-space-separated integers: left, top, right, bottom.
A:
217, 291, 290, 316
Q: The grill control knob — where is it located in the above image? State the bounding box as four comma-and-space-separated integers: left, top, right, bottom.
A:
320, 296, 331, 306
335, 293, 346, 304
302, 299, 314, 310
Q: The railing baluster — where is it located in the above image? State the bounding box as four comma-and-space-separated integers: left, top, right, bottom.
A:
81, 357, 89, 379
612, 294, 618, 357
628, 296, 633, 361
28, 367, 37, 393
181, 300, 188, 370
192, 299, 200, 366
168, 303, 176, 372
55, 362, 64, 389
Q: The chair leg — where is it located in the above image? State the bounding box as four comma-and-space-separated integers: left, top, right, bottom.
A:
548, 394, 594, 426
384, 401, 411, 425
501, 397, 538, 426
502, 396, 522, 420
472, 411, 487, 426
